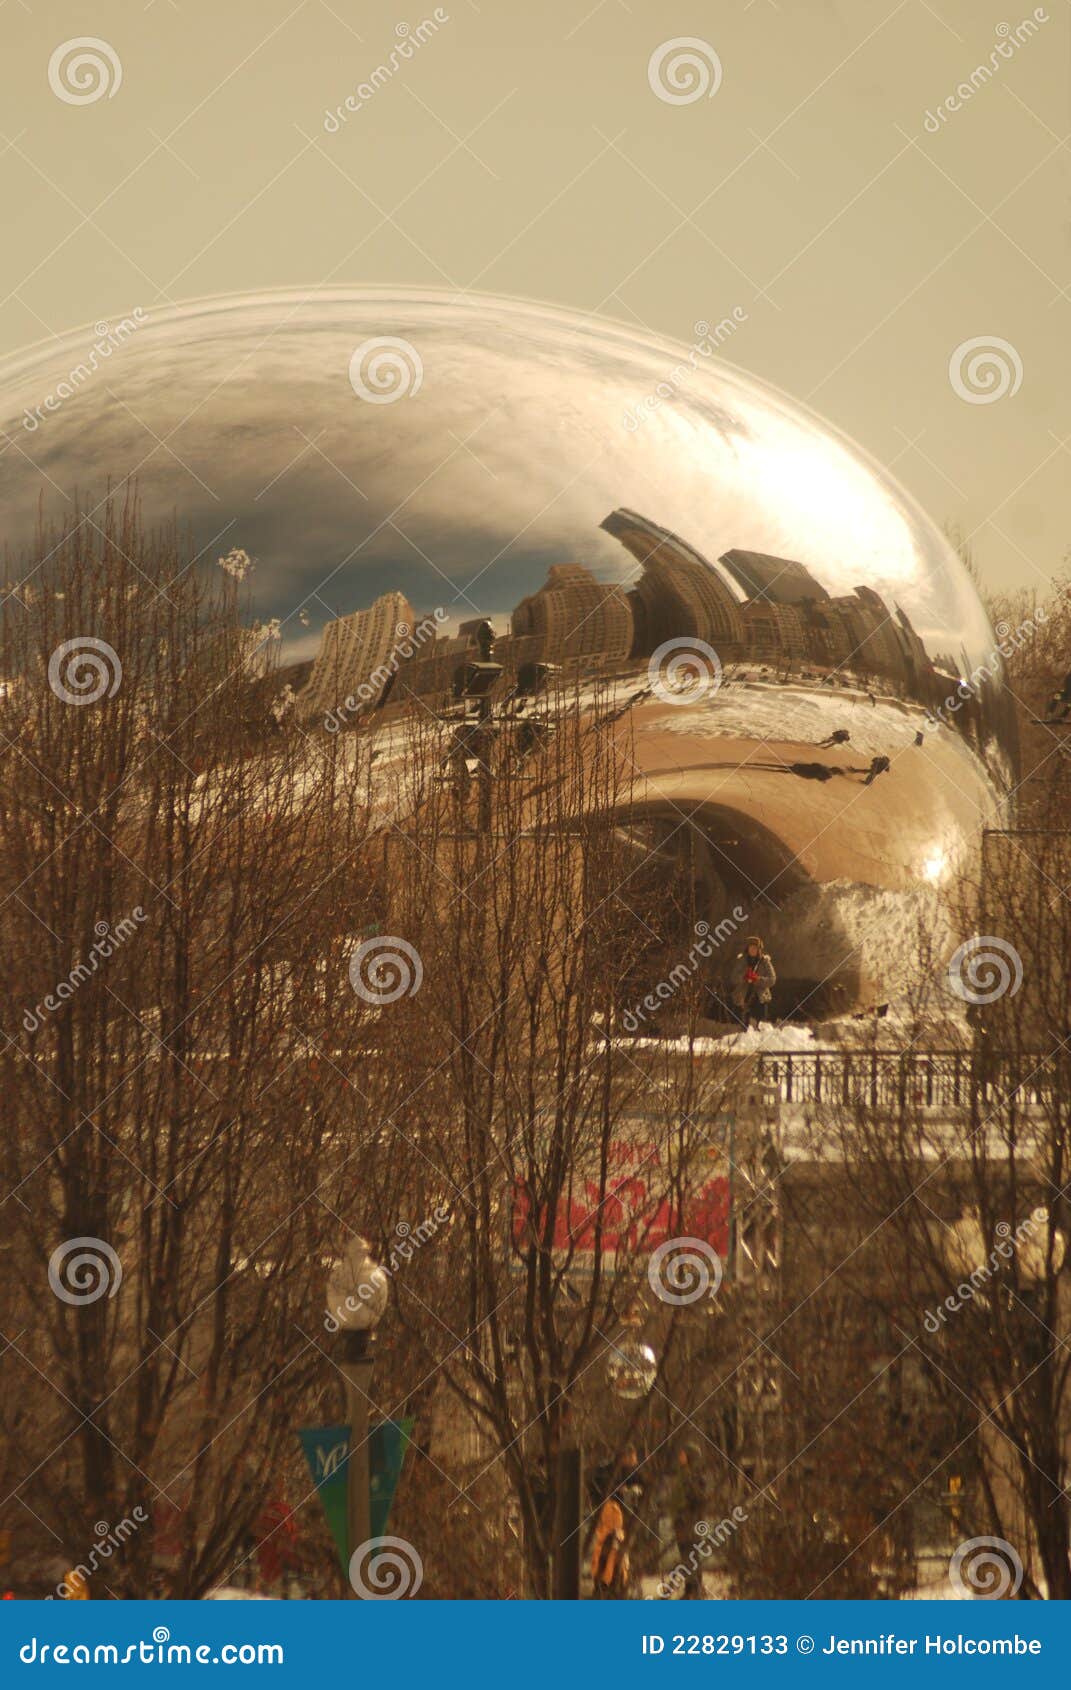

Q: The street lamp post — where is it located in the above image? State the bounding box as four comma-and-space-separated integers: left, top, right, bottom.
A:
582, 1312, 659, 1600
552, 1439, 584, 1601
325, 1236, 389, 1596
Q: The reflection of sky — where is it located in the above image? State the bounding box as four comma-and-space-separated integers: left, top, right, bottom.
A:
0, 287, 992, 667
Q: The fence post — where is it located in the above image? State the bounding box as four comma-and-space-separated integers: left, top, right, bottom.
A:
870, 1051, 878, 1111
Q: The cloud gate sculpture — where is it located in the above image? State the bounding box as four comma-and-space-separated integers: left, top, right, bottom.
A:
0, 288, 1017, 1014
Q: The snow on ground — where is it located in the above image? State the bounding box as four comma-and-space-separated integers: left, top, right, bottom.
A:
705, 1020, 825, 1053
626, 995, 972, 1057
307, 669, 995, 827
629, 1021, 868, 1057
646, 678, 925, 758
762, 875, 956, 1009
641, 675, 1003, 807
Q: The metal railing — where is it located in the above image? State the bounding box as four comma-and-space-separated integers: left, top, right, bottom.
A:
754, 1049, 1053, 1111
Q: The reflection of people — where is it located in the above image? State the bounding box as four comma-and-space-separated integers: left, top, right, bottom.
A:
863, 754, 891, 785
730, 936, 776, 1026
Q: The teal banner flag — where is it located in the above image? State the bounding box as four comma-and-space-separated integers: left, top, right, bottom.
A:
369, 1417, 412, 1540
298, 1419, 414, 1570
297, 1425, 348, 1570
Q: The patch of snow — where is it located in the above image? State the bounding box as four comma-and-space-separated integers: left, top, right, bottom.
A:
707, 1020, 823, 1054
648, 680, 931, 761
762, 876, 954, 1006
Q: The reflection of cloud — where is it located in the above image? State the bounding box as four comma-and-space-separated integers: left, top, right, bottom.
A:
275, 629, 322, 665
0, 288, 992, 671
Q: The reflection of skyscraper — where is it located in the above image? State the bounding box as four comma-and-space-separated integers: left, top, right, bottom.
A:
892, 605, 933, 686
740, 600, 808, 664
294, 512, 950, 728
491, 631, 545, 680
829, 587, 907, 681
512, 564, 633, 665
718, 549, 829, 606
300, 590, 413, 718
931, 651, 960, 679
395, 630, 483, 706
797, 599, 846, 669
601, 508, 745, 657
715, 551, 921, 685
457, 619, 495, 660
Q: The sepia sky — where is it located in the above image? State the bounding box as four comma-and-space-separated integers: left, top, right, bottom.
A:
1, 0, 1068, 602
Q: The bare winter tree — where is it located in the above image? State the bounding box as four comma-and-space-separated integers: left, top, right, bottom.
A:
813, 816, 1071, 1599
11, 507, 1066, 1601
328, 685, 745, 1597
0, 502, 395, 1596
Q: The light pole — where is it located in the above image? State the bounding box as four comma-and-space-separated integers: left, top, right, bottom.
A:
580, 1312, 659, 1600
325, 1236, 389, 1596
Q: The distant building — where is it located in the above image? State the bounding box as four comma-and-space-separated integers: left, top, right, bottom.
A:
300, 590, 414, 720
393, 623, 502, 708
931, 651, 961, 681
294, 520, 940, 726
492, 631, 548, 681
828, 588, 906, 681
718, 549, 829, 607
393, 633, 466, 706
456, 619, 496, 661
512, 563, 633, 666
891, 604, 933, 689
740, 599, 808, 665
601, 508, 745, 658
796, 599, 847, 670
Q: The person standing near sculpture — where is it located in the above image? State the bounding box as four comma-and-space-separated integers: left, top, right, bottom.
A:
730, 936, 777, 1027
